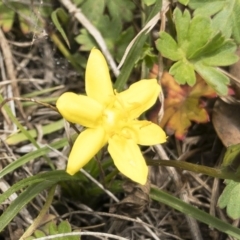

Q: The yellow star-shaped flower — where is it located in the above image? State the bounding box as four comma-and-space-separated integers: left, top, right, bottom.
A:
56, 49, 166, 184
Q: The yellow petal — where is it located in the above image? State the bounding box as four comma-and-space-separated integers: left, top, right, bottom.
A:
67, 127, 107, 175
86, 49, 114, 105
118, 79, 161, 119
130, 120, 167, 145
108, 135, 148, 185
56, 92, 103, 128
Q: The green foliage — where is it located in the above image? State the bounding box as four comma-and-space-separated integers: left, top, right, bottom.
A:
189, 0, 240, 44
114, 0, 163, 91
151, 185, 240, 238
51, 8, 70, 48
156, 8, 238, 95
73, 0, 85, 6
3, 0, 240, 236
0, 0, 52, 33
0, 2, 15, 32
178, 0, 189, 5
74, 0, 135, 61
0, 159, 122, 231
0, 171, 79, 231
26, 221, 80, 240
143, 0, 157, 6
136, 44, 158, 68
221, 144, 240, 174
6, 119, 64, 145
218, 144, 240, 219
218, 180, 240, 220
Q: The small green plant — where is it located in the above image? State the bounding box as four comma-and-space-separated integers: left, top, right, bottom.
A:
25, 220, 80, 240
74, 0, 135, 61
156, 8, 238, 95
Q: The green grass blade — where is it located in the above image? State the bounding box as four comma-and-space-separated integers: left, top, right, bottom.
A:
0, 138, 67, 179
0, 94, 41, 149
0, 182, 55, 231
150, 185, 240, 239
22, 85, 64, 98
0, 171, 79, 204
21, 97, 58, 107
0, 171, 82, 232
114, 0, 162, 91
0, 94, 55, 169
6, 119, 64, 145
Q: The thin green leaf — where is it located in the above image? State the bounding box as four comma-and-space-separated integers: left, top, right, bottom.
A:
0, 94, 54, 169
0, 138, 68, 179
114, 0, 162, 91
22, 86, 64, 98
0, 182, 55, 231
6, 119, 64, 145
51, 8, 70, 48
0, 171, 82, 204
0, 171, 80, 232
150, 185, 240, 239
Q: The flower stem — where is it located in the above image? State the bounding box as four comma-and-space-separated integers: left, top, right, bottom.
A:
146, 159, 240, 181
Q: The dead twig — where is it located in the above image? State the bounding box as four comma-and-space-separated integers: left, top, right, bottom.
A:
0, 28, 26, 121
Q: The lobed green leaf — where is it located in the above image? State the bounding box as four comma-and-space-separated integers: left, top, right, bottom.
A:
194, 63, 229, 95
218, 180, 240, 219
178, 0, 189, 5
81, 0, 105, 25
232, 0, 240, 44
190, 0, 240, 44
106, 0, 135, 22
170, 60, 196, 85
189, 0, 225, 17
156, 31, 183, 61
211, 1, 234, 39
174, 8, 191, 47
190, 32, 226, 59
143, 0, 157, 6
186, 15, 213, 59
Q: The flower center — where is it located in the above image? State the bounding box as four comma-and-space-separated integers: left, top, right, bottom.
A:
101, 96, 133, 138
